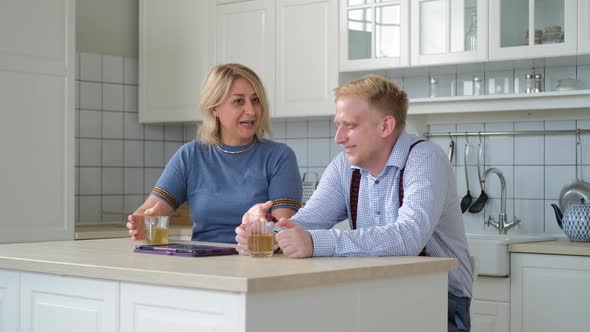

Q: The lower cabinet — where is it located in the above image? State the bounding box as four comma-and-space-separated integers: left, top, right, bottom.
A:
20, 272, 119, 332
471, 276, 510, 332
120, 282, 244, 332
0, 270, 19, 332
511, 253, 590, 332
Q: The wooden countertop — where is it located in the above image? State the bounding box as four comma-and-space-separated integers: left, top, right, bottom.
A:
75, 224, 192, 240
509, 238, 590, 256
0, 238, 456, 293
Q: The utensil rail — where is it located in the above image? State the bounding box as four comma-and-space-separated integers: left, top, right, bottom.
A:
424, 128, 588, 138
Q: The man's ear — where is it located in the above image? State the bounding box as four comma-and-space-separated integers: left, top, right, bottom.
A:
381, 115, 396, 137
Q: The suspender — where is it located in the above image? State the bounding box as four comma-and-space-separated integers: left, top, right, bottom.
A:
349, 140, 427, 255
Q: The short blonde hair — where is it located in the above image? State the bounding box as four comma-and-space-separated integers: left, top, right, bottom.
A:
197, 64, 272, 145
334, 75, 408, 135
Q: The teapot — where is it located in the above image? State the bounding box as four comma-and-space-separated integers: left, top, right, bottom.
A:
551, 203, 590, 242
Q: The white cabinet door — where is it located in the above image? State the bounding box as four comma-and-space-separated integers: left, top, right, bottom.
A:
511, 253, 590, 332
20, 273, 119, 332
139, 0, 214, 123
579, 0, 590, 54
489, 0, 578, 60
339, 0, 410, 71
275, 0, 338, 117
411, 0, 488, 66
120, 282, 244, 332
0, 270, 19, 332
0, 0, 75, 243
216, 0, 275, 109
471, 300, 509, 332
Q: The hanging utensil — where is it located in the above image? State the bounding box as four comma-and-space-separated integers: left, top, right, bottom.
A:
557, 130, 590, 212
460, 140, 473, 213
301, 171, 319, 205
448, 134, 455, 163
469, 137, 488, 213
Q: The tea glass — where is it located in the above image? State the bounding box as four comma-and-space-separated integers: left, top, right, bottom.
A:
144, 216, 170, 245
247, 221, 275, 257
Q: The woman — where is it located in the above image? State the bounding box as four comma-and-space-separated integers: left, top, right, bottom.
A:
127, 64, 302, 243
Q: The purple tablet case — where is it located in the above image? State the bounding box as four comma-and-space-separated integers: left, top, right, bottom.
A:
134, 243, 238, 257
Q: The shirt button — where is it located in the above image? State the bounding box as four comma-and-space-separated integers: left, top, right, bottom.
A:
376, 211, 381, 215
375, 180, 380, 184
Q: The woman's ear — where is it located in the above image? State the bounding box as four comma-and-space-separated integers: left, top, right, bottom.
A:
381, 115, 396, 137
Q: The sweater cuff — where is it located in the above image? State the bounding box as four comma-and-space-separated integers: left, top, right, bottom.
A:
309, 230, 337, 256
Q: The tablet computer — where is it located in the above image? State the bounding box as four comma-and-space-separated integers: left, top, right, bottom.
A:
134, 243, 238, 257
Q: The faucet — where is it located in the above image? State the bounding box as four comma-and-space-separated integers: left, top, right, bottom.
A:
481, 168, 520, 234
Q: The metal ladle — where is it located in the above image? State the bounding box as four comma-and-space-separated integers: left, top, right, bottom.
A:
460, 138, 473, 213
469, 136, 488, 213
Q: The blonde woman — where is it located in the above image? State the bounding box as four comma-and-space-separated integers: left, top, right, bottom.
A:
127, 64, 302, 243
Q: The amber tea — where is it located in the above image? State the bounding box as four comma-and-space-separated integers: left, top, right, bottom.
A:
248, 234, 274, 257
145, 227, 169, 245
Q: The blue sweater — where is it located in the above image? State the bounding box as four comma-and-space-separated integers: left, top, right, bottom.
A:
152, 139, 302, 243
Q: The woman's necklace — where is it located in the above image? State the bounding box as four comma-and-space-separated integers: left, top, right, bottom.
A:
215, 139, 257, 154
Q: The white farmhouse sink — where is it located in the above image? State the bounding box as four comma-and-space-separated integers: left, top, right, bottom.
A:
466, 233, 556, 276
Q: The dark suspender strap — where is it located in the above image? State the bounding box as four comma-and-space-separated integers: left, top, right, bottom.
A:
349, 139, 427, 256
398, 140, 426, 207
350, 169, 361, 230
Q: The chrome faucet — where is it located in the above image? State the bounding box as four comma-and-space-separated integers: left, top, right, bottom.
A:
481, 168, 520, 234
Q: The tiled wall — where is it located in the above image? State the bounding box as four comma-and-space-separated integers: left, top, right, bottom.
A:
76, 53, 197, 224
76, 52, 585, 238
429, 120, 590, 237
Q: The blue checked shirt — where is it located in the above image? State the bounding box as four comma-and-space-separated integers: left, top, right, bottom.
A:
291, 132, 473, 298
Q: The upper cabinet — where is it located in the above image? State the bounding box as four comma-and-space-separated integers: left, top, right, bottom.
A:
139, 0, 214, 123
579, 0, 590, 54
216, 0, 275, 108
275, 0, 338, 117
339, 0, 410, 71
411, 0, 488, 66
489, 0, 578, 60
216, 0, 338, 117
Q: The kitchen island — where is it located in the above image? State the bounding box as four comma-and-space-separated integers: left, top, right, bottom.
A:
0, 238, 456, 332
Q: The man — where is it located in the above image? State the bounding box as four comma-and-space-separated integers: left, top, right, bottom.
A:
236, 75, 473, 332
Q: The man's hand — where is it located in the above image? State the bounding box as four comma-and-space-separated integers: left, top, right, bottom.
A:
275, 218, 313, 258
236, 201, 274, 255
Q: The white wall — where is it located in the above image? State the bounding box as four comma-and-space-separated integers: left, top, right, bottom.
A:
76, 0, 139, 57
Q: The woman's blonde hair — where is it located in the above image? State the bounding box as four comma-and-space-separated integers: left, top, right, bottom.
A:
197, 63, 272, 145
334, 75, 408, 135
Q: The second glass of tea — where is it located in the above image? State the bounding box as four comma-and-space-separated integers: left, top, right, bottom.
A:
246, 220, 275, 257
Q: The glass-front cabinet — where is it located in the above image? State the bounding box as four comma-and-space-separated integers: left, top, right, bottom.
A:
411, 0, 488, 66
580, 0, 590, 54
339, 0, 409, 71
490, 0, 578, 60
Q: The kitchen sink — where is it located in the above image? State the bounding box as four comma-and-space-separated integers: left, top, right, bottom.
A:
466, 233, 556, 276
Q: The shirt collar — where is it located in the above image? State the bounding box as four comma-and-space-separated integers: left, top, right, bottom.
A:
350, 131, 418, 176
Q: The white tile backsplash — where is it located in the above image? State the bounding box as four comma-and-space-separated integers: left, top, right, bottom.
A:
79, 168, 102, 195
307, 138, 331, 166
124, 57, 138, 85
513, 199, 545, 234
102, 140, 124, 167
124, 168, 144, 195
286, 120, 307, 138
514, 166, 544, 199
75, 53, 195, 225
79, 53, 102, 81
545, 165, 575, 199
102, 83, 124, 111
102, 112, 124, 139
79, 110, 102, 138
164, 142, 182, 164
79, 139, 102, 166
124, 85, 138, 112
102, 168, 124, 195
124, 140, 144, 167
79, 82, 101, 110
145, 141, 164, 167
102, 55, 124, 84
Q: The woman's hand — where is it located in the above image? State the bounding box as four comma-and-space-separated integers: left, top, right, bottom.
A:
127, 198, 172, 241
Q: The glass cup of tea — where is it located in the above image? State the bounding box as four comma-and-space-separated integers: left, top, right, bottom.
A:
144, 215, 170, 245
246, 220, 275, 257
